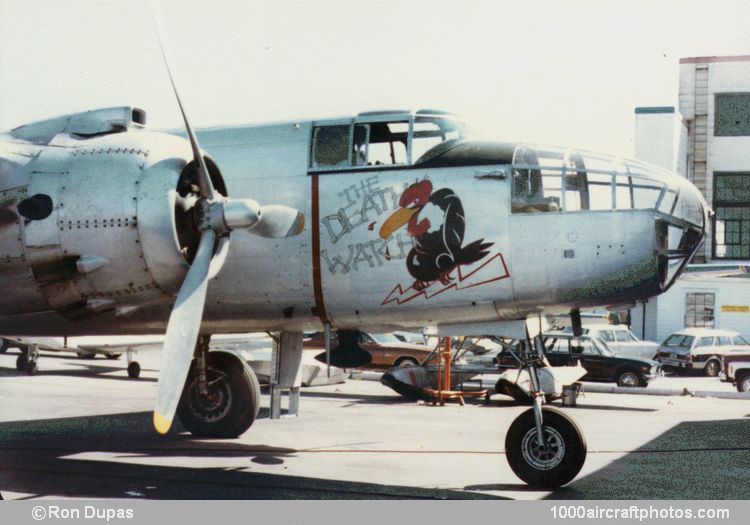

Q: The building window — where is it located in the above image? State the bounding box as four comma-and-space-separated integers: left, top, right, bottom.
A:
685, 292, 715, 328
715, 93, 750, 136
713, 172, 750, 259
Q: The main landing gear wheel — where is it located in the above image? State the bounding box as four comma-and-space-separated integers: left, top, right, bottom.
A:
177, 351, 261, 438
25, 361, 38, 376
105, 353, 122, 360
16, 346, 39, 375
505, 406, 587, 488
127, 362, 141, 379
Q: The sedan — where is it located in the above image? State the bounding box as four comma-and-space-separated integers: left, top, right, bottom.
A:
542, 333, 661, 387
305, 331, 433, 370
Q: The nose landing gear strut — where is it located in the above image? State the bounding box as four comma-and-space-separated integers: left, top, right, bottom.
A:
503, 332, 587, 488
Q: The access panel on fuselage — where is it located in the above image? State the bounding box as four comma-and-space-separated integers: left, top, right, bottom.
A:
196, 124, 316, 330
316, 166, 513, 327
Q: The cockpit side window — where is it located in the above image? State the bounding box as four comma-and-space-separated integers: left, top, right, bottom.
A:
310, 115, 465, 170
563, 153, 590, 211
367, 121, 408, 165
412, 118, 462, 162
352, 124, 369, 166
311, 125, 350, 168
511, 146, 560, 213
330, 121, 408, 167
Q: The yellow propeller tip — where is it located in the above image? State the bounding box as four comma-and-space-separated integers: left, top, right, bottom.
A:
295, 213, 305, 235
153, 411, 172, 435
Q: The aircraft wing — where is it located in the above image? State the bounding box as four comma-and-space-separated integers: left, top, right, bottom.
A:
3, 334, 270, 356
2, 335, 164, 356
2, 336, 65, 352
76, 341, 164, 355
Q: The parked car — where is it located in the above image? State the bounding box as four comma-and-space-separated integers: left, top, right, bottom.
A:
304, 331, 433, 369
542, 333, 661, 387
493, 333, 661, 387
556, 324, 659, 359
654, 328, 750, 377
720, 352, 750, 392
393, 331, 427, 345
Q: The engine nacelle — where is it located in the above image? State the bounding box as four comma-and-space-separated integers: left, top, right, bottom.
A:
18, 129, 203, 319
10, 106, 147, 144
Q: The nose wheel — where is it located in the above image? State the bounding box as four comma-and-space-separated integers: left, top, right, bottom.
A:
505, 405, 586, 487
501, 334, 587, 487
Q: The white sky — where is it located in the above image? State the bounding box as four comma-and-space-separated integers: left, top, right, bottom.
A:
1, 0, 748, 157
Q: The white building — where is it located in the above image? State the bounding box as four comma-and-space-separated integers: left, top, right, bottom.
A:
630, 55, 750, 342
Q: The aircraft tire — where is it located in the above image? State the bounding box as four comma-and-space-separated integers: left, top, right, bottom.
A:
177, 351, 261, 438
16, 353, 28, 371
25, 361, 38, 376
105, 353, 122, 360
127, 362, 141, 379
505, 406, 586, 488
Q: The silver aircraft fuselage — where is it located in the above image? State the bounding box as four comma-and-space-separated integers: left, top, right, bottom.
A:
0, 108, 709, 336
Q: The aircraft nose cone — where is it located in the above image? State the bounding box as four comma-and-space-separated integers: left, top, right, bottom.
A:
670, 175, 710, 233
655, 174, 709, 289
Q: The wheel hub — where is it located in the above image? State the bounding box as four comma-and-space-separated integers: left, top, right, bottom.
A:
186, 374, 232, 423
521, 427, 566, 470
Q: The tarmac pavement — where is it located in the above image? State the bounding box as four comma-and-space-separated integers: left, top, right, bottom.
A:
0, 349, 749, 500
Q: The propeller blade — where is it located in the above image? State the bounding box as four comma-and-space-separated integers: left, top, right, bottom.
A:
207, 235, 230, 279
221, 199, 304, 238
251, 205, 305, 238
153, 229, 217, 434
151, 1, 215, 201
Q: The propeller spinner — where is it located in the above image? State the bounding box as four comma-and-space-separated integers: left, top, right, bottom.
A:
151, 5, 303, 434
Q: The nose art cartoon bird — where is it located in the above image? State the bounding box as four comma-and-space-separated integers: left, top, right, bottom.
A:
379, 180, 493, 291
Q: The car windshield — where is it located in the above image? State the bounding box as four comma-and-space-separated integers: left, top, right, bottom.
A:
663, 334, 695, 348
735, 335, 750, 345
368, 333, 403, 345
591, 338, 615, 357
614, 330, 636, 342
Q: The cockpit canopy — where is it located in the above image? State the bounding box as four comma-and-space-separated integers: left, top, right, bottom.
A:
307, 110, 708, 292
310, 112, 706, 231
309, 109, 466, 169
509, 144, 707, 229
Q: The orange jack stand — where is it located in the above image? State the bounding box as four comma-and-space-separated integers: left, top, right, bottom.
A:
423, 337, 489, 406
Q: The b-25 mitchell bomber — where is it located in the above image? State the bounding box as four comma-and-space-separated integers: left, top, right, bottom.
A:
0, 43, 709, 487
